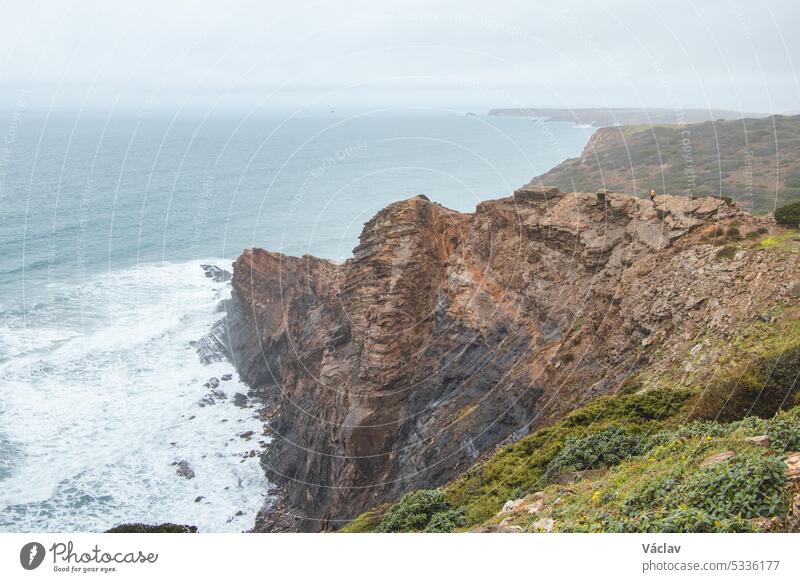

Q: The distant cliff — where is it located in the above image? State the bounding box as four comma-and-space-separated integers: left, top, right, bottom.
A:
530, 114, 800, 213
211, 186, 800, 532
487, 107, 762, 126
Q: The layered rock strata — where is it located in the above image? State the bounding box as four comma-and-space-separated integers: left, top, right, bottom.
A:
211, 188, 789, 531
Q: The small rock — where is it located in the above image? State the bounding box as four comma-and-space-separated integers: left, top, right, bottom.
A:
787, 493, 800, 532
753, 516, 783, 532
500, 498, 524, 514
789, 280, 800, 299
785, 452, 800, 482
524, 494, 545, 515
744, 435, 771, 448
530, 517, 555, 532
194, 496, 204, 503
208, 377, 220, 389
239, 431, 254, 439
198, 394, 215, 407
700, 450, 736, 467
176, 460, 195, 479
233, 393, 249, 408
221, 374, 233, 381
473, 524, 523, 533
201, 264, 232, 282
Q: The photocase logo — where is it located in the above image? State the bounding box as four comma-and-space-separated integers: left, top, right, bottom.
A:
20, 542, 46, 570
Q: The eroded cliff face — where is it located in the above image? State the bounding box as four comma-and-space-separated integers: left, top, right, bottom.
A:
219, 188, 784, 531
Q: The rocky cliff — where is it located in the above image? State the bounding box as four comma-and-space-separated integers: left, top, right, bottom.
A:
214, 186, 799, 532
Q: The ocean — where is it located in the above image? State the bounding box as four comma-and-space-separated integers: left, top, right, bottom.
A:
0, 110, 590, 532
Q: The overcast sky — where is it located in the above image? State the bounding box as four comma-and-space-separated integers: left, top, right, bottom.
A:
0, 0, 797, 114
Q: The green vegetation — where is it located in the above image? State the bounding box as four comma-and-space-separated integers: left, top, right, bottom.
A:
534, 115, 800, 213
342, 366, 799, 533
691, 342, 800, 421
775, 201, 800, 227
346, 489, 466, 533
465, 405, 799, 533
343, 388, 693, 531
534, 418, 793, 532
543, 427, 646, 479
342, 315, 800, 533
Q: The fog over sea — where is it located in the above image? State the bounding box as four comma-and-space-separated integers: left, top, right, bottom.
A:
0, 110, 589, 531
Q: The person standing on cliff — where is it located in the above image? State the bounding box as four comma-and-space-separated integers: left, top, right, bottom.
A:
649, 189, 657, 203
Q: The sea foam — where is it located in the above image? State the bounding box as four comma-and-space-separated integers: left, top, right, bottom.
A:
0, 260, 270, 532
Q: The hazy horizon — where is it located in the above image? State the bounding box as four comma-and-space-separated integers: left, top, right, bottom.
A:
0, 0, 797, 114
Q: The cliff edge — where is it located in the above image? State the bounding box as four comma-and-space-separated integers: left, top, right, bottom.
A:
213, 188, 798, 531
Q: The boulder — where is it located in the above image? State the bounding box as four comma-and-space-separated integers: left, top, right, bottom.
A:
700, 451, 736, 467
473, 524, 523, 533
785, 452, 800, 483
530, 518, 555, 532
789, 280, 800, 299
787, 493, 800, 533
176, 460, 195, 479
744, 435, 771, 448
500, 498, 524, 514
201, 264, 232, 282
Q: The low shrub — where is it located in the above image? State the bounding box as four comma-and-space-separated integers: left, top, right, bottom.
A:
375, 489, 450, 532
775, 201, 800, 227
715, 246, 737, 260
675, 451, 786, 518
423, 507, 467, 532
692, 345, 800, 421
544, 427, 645, 479
767, 407, 800, 451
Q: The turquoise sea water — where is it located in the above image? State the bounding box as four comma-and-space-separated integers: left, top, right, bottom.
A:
0, 110, 589, 531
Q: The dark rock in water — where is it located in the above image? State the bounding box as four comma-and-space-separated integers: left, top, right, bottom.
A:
193, 315, 232, 365
106, 522, 197, 533
201, 264, 232, 283
207, 377, 220, 389
232, 393, 248, 408
212, 389, 227, 400
194, 496, 205, 503
239, 431, 254, 439
221, 373, 233, 381
176, 460, 195, 479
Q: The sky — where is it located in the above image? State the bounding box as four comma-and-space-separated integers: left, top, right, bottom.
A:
0, 0, 797, 114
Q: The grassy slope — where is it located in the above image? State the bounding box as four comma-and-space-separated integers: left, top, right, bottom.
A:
532, 114, 800, 214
